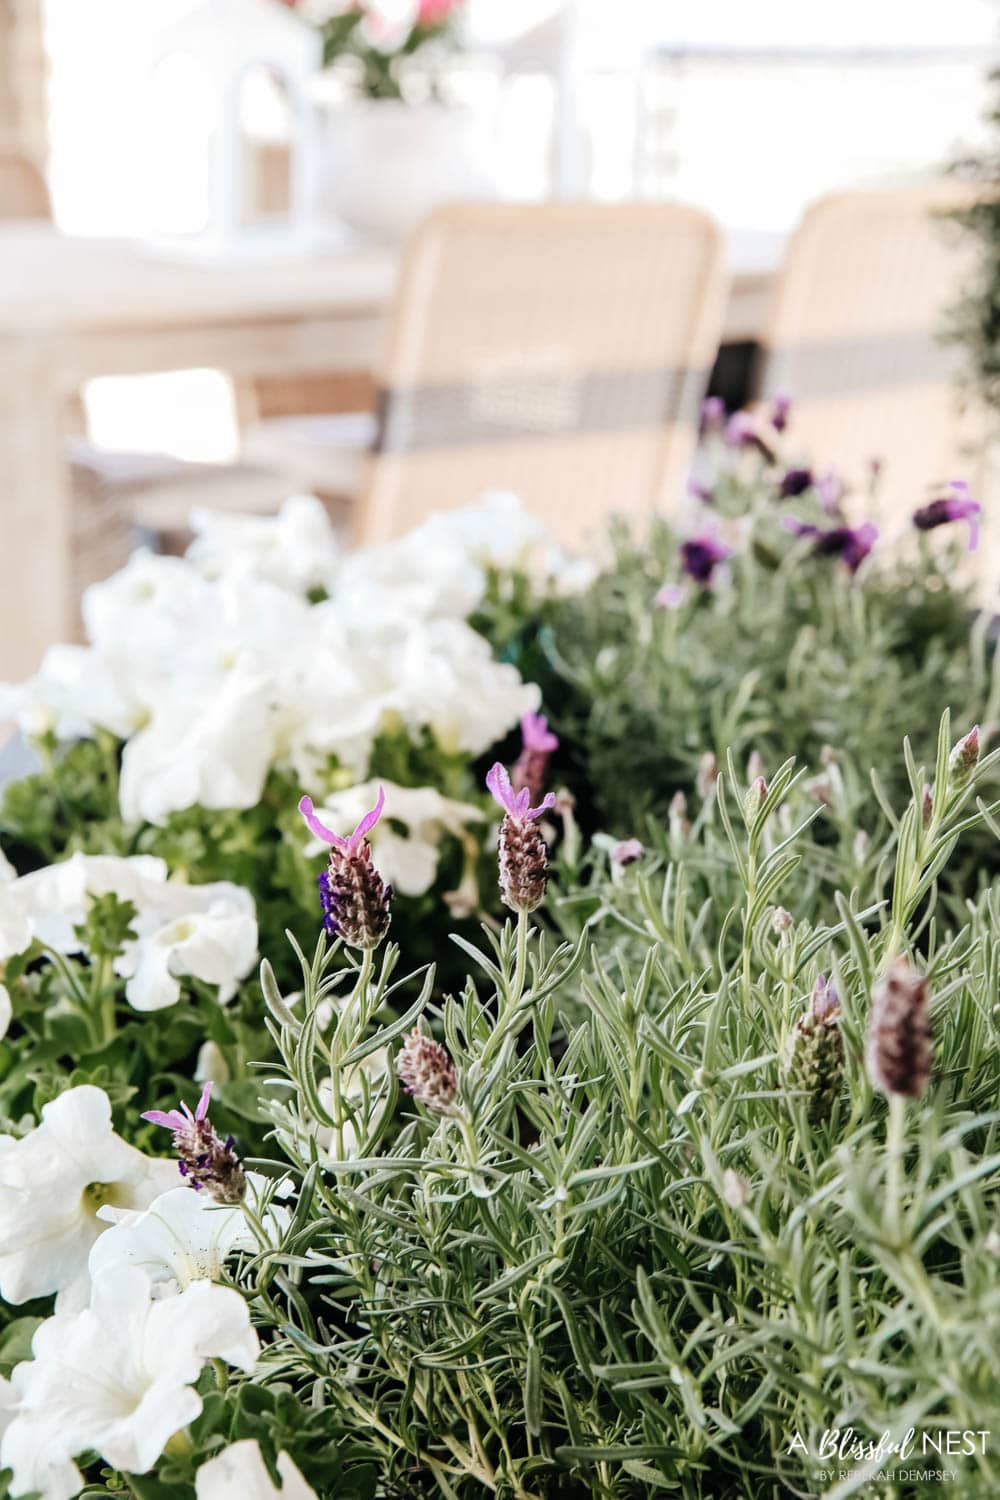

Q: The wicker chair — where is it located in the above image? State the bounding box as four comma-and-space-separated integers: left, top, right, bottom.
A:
758, 183, 995, 533
354, 201, 726, 549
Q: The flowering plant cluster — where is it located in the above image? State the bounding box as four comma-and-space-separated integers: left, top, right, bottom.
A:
284, 0, 466, 100
2, 407, 1000, 1496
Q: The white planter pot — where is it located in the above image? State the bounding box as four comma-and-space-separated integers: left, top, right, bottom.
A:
319, 99, 495, 241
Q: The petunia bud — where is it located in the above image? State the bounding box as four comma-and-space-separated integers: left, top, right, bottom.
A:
866, 959, 932, 1099
396, 1030, 458, 1115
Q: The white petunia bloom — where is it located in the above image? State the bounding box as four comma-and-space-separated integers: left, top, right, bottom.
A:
89, 1183, 254, 1294
0, 983, 10, 1040
0, 496, 559, 822
118, 659, 278, 824
0, 1085, 176, 1305
0, 851, 257, 1012
1, 1267, 259, 1500
303, 779, 484, 897
196, 1438, 318, 1500
187, 494, 341, 595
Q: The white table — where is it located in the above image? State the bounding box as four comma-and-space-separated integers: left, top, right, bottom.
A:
0, 223, 779, 680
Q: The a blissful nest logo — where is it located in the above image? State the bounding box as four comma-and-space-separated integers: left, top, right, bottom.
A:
787, 1428, 991, 1485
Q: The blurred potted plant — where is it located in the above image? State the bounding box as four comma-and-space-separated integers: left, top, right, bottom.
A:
285, 0, 495, 239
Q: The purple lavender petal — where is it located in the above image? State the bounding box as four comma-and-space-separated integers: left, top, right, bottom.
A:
520, 713, 559, 754
298, 795, 349, 851
486, 762, 516, 817
347, 784, 386, 850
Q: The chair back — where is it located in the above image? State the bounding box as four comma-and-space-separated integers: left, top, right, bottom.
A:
0, 145, 50, 220
760, 183, 993, 528
358, 202, 726, 548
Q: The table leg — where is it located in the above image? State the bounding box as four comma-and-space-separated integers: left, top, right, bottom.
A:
0, 335, 75, 682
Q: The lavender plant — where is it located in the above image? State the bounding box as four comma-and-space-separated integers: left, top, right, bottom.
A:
185, 714, 1000, 1500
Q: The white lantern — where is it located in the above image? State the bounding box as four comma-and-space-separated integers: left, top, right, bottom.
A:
151, 0, 322, 251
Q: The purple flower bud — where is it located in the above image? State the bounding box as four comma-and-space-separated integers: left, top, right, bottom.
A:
770, 391, 792, 432
913, 480, 982, 550
699, 395, 726, 435
679, 534, 731, 585
867, 959, 932, 1099
512, 712, 558, 805
948, 725, 980, 783
816, 470, 845, 515
809, 973, 841, 1024
299, 789, 392, 949
142, 1083, 245, 1204
695, 752, 718, 799
397, 1030, 459, 1114
654, 582, 685, 610
724, 410, 758, 448
779, 466, 813, 499
921, 783, 934, 827
687, 476, 715, 504
611, 838, 644, 868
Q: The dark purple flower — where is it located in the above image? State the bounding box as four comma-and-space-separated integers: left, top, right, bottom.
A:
912, 480, 982, 550
779, 467, 813, 499
142, 1082, 246, 1204
784, 518, 877, 574
680, 533, 730, 585
699, 395, 726, 435
770, 391, 792, 432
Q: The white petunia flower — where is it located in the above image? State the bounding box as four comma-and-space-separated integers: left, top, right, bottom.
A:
118, 659, 278, 824
0, 983, 10, 1040
89, 1183, 254, 1294
115, 900, 258, 1011
0, 1086, 176, 1305
1, 1266, 258, 1500
187, 494, 341, 595
0, 851, 257, 1012
196, 1438, 318, 1500
304, 779, 484, 897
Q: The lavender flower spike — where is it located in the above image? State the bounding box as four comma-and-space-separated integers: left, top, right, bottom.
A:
299, 787, 392, 948
487, 762, 553, 913
512, 712, 559, 804
770, 391, 792, 432
913, 480, 982, 550
142, 1082, 246, 1204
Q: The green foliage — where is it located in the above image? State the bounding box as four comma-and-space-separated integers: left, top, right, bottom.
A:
246, 718, 1000, 1498
528, 511, 999, 855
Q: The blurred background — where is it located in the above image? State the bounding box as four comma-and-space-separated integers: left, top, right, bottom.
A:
1, 0, 998, 677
